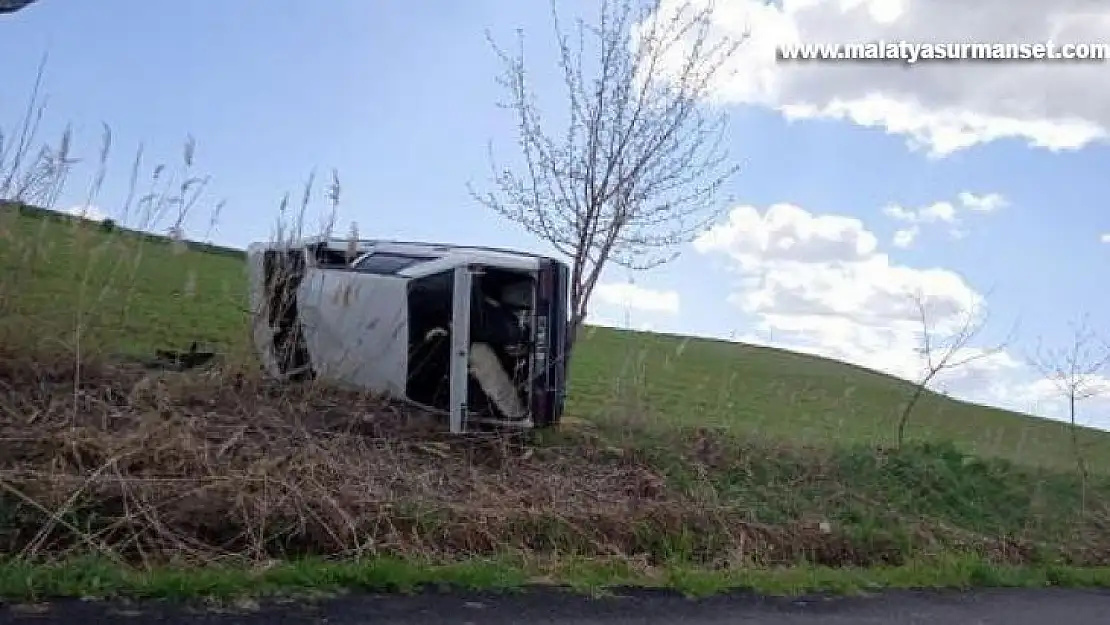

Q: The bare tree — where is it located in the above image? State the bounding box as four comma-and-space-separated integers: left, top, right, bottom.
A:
897, 292, 1010, 447
472, 0, 744, 358
1027, 315, 1110, 481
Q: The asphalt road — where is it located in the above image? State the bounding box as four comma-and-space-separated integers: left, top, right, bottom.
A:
3, 587, 1109, 624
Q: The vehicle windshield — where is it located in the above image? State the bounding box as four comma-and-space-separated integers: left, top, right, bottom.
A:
352, 252, 435, 275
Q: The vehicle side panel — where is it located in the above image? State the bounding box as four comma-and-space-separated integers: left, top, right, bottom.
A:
296, 268, 410, 396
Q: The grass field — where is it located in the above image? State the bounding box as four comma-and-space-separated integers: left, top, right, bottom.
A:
3, 201, 1110, 599
3, 202, 1108, 472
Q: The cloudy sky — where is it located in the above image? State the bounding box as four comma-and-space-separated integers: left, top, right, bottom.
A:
2, 0, 1109, 427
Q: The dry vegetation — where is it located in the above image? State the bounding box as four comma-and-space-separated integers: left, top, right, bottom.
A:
4, 347, 1110, 574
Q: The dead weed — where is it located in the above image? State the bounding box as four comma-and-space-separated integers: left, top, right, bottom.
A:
0, 349, 1106, 569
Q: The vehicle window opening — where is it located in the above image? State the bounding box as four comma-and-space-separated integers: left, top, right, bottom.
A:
354, 252, 434, 275
306, 243, 353, 269
405, 270, 454, 409
468, 268, 535, 422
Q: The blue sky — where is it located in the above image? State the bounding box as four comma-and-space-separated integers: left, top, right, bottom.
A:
3, 0, 1109, 425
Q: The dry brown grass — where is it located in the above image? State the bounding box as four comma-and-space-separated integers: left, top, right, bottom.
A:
2, 345, 1109, 572
0, 347, 760, 565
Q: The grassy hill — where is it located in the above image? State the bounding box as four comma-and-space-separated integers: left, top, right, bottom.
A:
2, 202, 1109, 473
6, 199, 1110, 595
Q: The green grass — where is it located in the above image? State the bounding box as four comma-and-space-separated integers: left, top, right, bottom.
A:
631, 438, 1104, 539
2, 555, 1109, 601
571, 328, 1110, 472
0, 204, 246, 352
3, 203, 1110, 599
2, 203, 1107, 473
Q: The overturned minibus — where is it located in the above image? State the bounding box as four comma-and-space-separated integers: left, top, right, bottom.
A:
245, 236, 570, 433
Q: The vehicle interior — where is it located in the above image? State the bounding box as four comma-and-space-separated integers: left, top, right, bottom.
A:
405, 266, 537, 424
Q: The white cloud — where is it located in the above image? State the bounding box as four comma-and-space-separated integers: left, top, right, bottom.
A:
61, 204, 107, 222
1021, 376, 1110, 407
892, 226, 918, 248
881, 193, 1004, 244
1000, 374, 1110, 428
594, 282, 681, 315
695, 202, 1020, 394
883, 205, 916, 222
588, 314, 659, 332
693, 203, 878, 265
958, 192, 1008, 212
883, 201, 956, 224
921, 201, 957, 223
647, 0, 1110, 156
1100, 233, 1110, 243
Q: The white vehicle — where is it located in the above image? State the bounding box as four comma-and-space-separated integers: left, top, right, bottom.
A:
246, 236, 570, 433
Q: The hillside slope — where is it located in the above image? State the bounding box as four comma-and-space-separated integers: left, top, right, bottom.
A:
2, 204, 1107, 471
